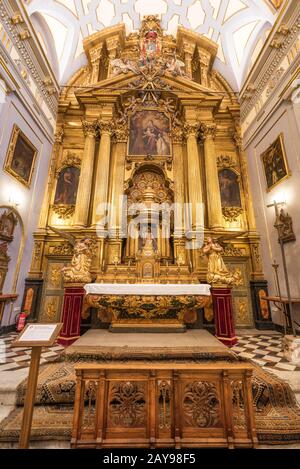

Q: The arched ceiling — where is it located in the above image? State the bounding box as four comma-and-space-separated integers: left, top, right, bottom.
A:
24, 0, 282, 91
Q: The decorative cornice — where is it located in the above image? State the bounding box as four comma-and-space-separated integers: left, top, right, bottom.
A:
240, 11, 300, 122
0, 1, 58, 118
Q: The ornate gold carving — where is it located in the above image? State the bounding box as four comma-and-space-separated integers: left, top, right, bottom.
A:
43, 297, 58, 321
56, 152, 81, 175
223, 245, 245, 257
251, 244, 262, 267
184, 122, 200, 138
48, 227, 94, 283
235, 299, 250, 323
200, 123, 217, 141
54, 126, 64, 144
109, 382, 146, 427
222, 206, 243, 222
62, 238, 94, 283
51, 204, 75, 219
183, 381, 220, 427
82, 293, 211, 322
98, 120, 114, 136
203, 237, 242, 286
82, 120, 98, 138
49, 265, 62, 289
217, 155, 237, 169
33, 242, 42, 262
49, 243, 73, 256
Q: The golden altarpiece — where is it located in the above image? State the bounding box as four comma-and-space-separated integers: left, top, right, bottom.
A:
23, 17, 271, 330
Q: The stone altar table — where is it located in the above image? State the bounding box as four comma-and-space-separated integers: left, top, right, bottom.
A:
82, 283, 212, 332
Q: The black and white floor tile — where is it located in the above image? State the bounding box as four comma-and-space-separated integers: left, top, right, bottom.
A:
232, 334, 299, 371
0, 333, 64, 372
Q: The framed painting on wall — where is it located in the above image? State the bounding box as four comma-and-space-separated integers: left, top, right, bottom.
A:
128, 110, 171, 157
4, 125, 37, 188
260, 133, 290, 192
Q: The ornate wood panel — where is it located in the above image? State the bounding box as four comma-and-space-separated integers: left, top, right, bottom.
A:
39, 260, 65, 322
71, 363, 257, 448
227, 259, 253, 327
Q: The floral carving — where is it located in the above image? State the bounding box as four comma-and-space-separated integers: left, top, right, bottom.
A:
51, 204, 75, 219
55, 152, 81, 175
109, 381, 146, 427
222, 206, 243, 222
217, 155, 237, 169
183, 381, 220, 427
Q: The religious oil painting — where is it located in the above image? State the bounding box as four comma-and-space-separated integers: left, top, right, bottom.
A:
260, 134, 290, 192
129, 110, 171, 156
54, 166, 80, 205
218, 169, 242, 207
4, 125, 37, 188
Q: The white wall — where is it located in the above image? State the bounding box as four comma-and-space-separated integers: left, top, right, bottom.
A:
0, 87, 53, 327
244, 101, 300, 327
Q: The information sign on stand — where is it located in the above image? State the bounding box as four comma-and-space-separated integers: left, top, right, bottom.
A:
12, 323, 63, 449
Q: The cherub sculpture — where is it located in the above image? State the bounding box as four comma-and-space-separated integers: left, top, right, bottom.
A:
48, 226, 94, 284
166, 57, 187, 77
111, 58, 138, 76
202, 235, 243, 287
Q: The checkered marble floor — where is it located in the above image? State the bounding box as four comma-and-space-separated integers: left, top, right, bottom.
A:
0, 331, 299, 373
0, 333, 64, 372
232, 333, 300, 372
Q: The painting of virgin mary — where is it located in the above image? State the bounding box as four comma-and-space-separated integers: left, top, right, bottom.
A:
129, 110, 171, 156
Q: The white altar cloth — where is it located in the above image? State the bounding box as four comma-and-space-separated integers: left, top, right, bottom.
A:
84, 283, 211, 296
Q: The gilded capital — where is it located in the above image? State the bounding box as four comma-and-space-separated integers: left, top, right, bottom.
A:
113, 124, 128, 143
184, 122, 200, 139
200, 123, 216, 141
98, 120, 114, 136
82, 120, 98, 138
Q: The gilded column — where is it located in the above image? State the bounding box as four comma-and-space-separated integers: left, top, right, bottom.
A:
73, 121, 97, 227
233, 123, 257, 232
109, 127, 128, 236
38, 126, 64, 228
91, 121, 113, 229
185, 122, 204, 232
202, 123, 223, 230
172, 130, 185, 238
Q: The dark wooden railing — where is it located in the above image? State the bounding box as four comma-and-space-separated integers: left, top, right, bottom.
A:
71, 362, 258, 449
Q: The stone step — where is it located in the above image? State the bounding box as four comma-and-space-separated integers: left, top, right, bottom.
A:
0, 369, 28, 406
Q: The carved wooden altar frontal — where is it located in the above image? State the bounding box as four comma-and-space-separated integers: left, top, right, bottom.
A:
72, 363, 258, 448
